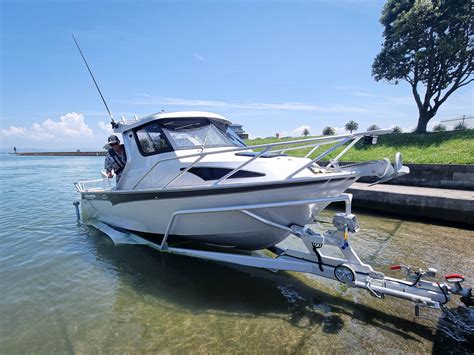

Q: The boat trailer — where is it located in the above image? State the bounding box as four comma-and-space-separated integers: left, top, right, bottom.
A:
74, 193, 472, 314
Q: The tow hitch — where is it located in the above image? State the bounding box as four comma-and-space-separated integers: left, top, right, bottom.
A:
388, 264, 473, 314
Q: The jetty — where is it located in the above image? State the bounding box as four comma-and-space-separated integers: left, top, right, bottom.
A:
15, 151, 106, 156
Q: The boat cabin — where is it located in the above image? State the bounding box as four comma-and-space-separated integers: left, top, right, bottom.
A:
113, 111, 273, 190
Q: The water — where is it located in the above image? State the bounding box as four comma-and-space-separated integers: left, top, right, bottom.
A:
0, 154, 473, 353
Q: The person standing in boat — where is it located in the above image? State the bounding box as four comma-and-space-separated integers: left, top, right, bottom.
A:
104, 135, 127, 183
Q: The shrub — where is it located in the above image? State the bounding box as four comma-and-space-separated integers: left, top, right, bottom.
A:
322, 126, 336, 136
454, 122, 467, 130
433, 124, 447, 132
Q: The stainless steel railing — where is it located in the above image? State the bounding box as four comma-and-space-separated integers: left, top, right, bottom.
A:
75, 129, 391, 192
131, 129, 391, 190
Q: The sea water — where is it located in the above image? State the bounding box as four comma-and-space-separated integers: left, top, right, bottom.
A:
0, 154, 472, 353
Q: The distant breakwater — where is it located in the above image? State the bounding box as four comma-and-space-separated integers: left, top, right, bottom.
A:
14, 151, 106, 156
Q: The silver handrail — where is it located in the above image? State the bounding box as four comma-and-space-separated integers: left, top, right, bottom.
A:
285, 138, 351, 180
326, 136, 364, 169
163, 155, 204, 189
160, 193, 353, 249
213, 146, 270, 185
128, 129, 392, 190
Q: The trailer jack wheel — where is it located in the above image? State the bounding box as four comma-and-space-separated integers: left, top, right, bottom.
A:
334, 263, 356, 286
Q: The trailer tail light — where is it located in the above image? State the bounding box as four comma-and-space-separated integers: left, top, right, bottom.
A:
445, 274, 464, 283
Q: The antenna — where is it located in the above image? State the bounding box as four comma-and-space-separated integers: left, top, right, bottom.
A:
71, 34, 117, 128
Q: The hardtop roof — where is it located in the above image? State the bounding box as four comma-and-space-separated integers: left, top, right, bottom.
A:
114, 111, 231, 133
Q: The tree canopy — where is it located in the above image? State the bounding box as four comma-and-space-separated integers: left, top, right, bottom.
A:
372, 0, 473, 133
322, 126, 336, 136
454, 122, 467, 130
345, 120, 359, 133
433, 123, 446, 132
367, 124, 381, 131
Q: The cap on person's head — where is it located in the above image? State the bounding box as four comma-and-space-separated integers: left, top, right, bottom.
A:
108, 135, 120, 145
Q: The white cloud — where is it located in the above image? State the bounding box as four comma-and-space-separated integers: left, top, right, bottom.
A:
291, 125, 312, 137
193, 53, 205, 61
333, 126, 346, 134
0, 112, 117, 150
0, 113, 93, 141
98, 120, 114, 134
278, 125, 313, 137
124, 95, 370, 113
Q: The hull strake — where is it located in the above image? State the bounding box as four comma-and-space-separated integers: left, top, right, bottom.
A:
81, 177, 355, 250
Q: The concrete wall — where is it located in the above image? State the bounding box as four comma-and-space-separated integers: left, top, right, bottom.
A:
347, 185, 474, 226
339, 162, 474, 191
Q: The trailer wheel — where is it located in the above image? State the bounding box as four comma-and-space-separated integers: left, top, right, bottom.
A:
334, 263, 356, 286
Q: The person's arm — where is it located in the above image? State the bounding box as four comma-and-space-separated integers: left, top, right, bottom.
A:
104, 155, 114, 177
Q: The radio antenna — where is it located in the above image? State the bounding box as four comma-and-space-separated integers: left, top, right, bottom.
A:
72, 34, 117, 128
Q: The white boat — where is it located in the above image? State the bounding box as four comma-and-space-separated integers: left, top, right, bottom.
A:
72, 37, 472, 314
75, 111, 406, 250
73, 111, 473, 312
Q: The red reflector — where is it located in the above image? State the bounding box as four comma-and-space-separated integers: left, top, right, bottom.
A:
390, 265, 401, 270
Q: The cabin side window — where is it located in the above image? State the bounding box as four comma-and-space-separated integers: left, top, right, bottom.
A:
134, 122, 173, 156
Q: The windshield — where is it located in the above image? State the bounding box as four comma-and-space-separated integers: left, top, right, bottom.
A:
161, 118, 244, 150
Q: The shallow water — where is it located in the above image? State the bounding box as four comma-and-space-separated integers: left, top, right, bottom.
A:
0, 154, 473, 354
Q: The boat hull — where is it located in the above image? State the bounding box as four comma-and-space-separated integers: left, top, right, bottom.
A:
81, 177, 356, 250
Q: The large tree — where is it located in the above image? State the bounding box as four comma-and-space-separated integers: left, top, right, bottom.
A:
372, 0, 473, 133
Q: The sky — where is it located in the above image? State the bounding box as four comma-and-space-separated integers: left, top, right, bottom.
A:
1, 0, 472, 150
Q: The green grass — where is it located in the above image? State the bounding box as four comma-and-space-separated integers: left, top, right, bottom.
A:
245, 129, 474, 164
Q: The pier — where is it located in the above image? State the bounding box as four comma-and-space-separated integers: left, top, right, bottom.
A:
15, 151, 106, 156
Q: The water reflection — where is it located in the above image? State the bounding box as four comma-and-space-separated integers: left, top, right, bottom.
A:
82, 223, 473, 353
1, 155, 472, 353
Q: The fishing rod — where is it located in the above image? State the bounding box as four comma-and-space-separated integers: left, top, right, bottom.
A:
72, 34, 117, 128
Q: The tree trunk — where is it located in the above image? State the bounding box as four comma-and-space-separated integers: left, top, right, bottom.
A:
415, 111, 434, 134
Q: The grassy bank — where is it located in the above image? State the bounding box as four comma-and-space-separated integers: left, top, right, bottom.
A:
245, 129, 474, 164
